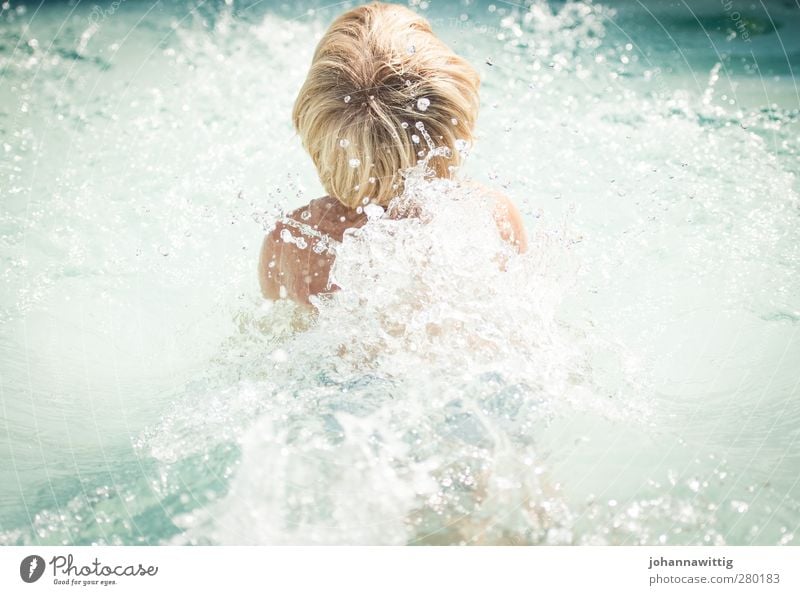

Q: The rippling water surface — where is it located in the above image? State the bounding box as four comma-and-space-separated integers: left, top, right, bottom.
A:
1, 0, 799, 545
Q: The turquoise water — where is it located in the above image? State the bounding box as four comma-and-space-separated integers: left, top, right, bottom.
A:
1, 0, 799, 545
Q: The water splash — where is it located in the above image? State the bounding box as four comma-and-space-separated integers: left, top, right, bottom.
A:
142, 153, 652, 544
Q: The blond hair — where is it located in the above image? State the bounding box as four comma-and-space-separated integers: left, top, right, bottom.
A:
292, 2, 480, 209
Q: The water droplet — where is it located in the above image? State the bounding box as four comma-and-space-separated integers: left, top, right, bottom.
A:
411, 134, 420, 144
363, 203, 384, 220
349, 158, 361, 168
416, 97, 430, 111
368, 177, 376, 184
731, 500, 749, 514
406, 44, 416, 55
451, 117, 458, 125
486, 58, 494, 66
339, 139, 349, 148
344, 95, 351, 103
401, 122, 409, 129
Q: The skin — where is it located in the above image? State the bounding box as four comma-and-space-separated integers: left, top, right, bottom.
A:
258, 185, 528, 306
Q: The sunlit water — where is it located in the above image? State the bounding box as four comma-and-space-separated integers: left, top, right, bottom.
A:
1, 0, 799, 545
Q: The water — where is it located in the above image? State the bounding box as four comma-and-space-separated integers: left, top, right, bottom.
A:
1, 0, 798, 545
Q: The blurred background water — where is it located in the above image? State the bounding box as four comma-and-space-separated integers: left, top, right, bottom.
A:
0, 0, 799, 545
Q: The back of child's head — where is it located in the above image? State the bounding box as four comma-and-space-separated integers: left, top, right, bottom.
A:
292, 2, 480, 209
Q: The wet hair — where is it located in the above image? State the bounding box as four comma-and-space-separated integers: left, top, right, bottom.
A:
292, 2, 480, 209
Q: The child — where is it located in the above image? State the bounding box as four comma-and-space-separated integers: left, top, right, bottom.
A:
259, 2, 527, 305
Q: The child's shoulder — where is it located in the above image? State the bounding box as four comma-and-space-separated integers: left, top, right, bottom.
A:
258, 196, 368, 304
284, 195, 367, 242
462, 181, 529, 253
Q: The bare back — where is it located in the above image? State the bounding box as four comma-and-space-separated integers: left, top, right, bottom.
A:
258, 188, 527, 306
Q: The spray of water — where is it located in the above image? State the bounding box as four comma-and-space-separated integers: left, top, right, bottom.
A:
146, 144, 652, 545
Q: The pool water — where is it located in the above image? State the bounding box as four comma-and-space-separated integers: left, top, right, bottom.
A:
1, 0, 799, 545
